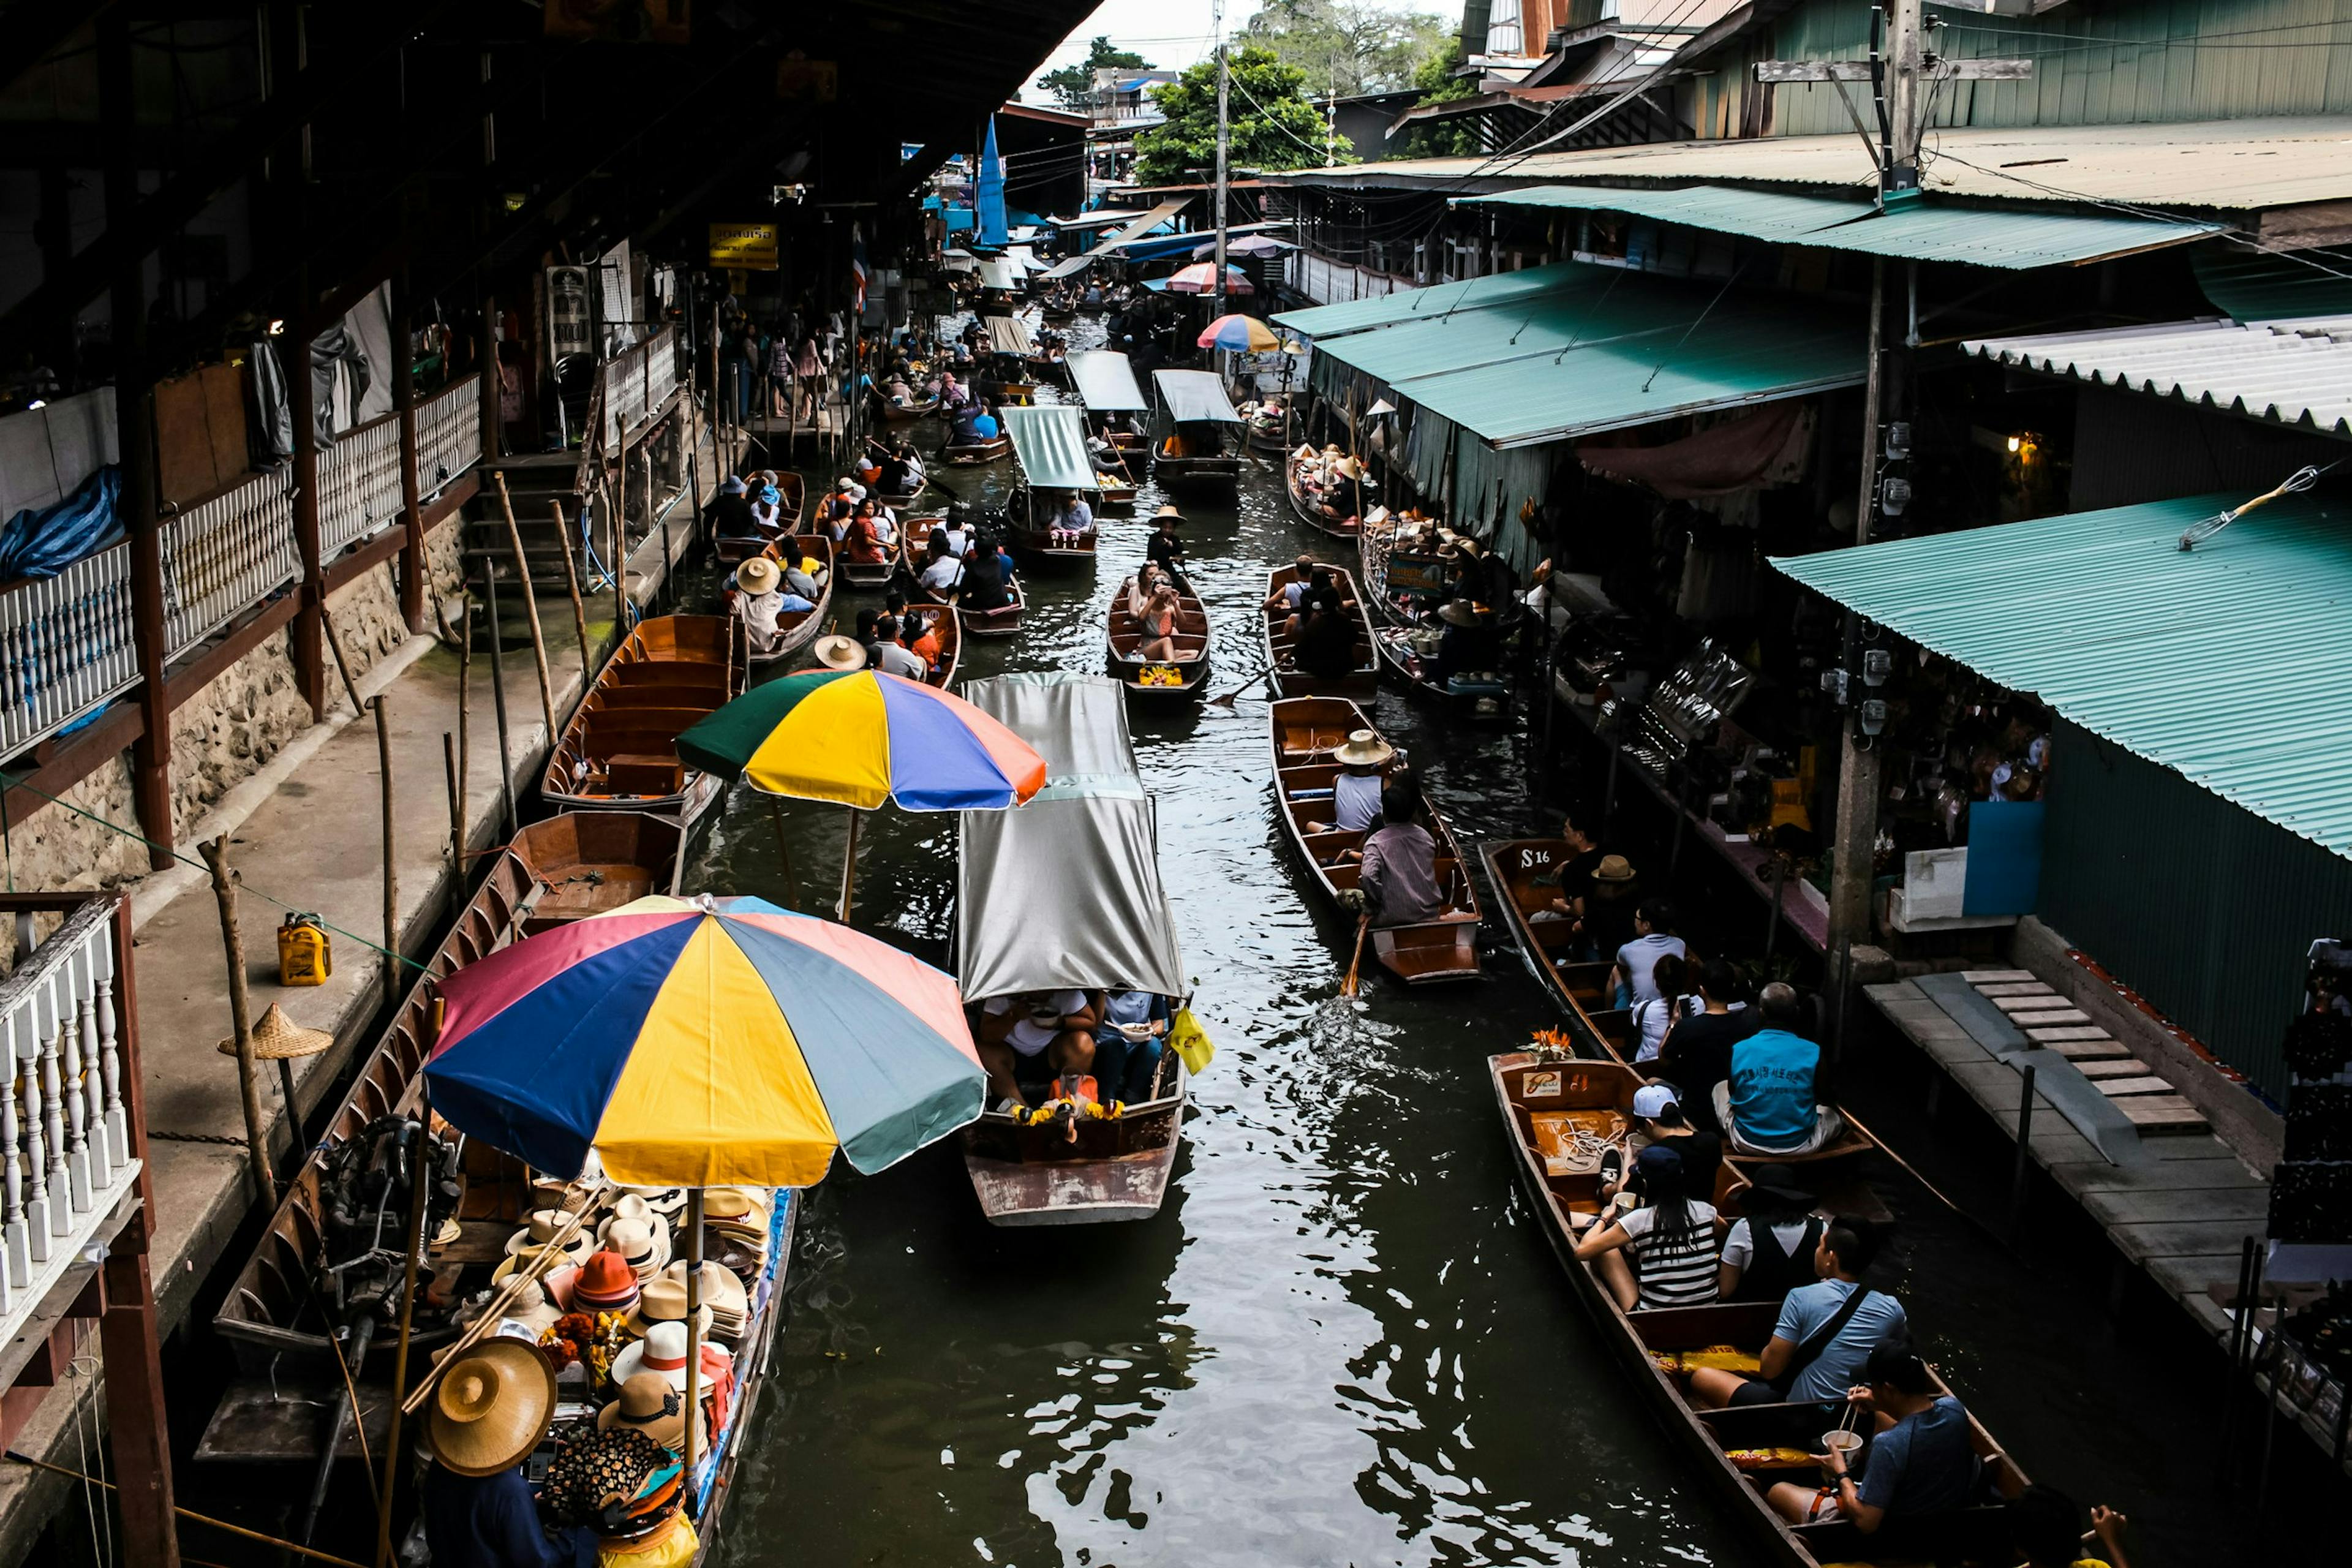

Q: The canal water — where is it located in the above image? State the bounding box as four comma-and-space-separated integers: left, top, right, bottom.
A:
680, 328, 2315, 1567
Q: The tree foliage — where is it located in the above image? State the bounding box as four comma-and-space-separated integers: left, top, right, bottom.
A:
1238, 0, 1458, 99
1035, 35, 1153, 111
1388, 47, 1484, 160
1133, 46, 1331, 187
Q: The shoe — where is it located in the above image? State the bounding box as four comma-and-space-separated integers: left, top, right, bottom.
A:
1598, 1147, 1624, 1186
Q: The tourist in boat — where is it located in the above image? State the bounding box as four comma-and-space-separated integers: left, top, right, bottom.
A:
1294, 587, 1360, 683
1718, 982, 1847, 1156
870, 616, 929, 680
846, 500, 890, 567
1610, 899, 1687, 1009
1047, 489, 1093, 548
941, 371, 973, 409
1620, 1082, 1721, 1182
918, 532, 965, 597
1354, 783, 1442, 929
1535, 810, 1607, 943
949, 399, 982, 443
748, 470, 788, 533
970, 400, 1001, 443
1265, 554, 1319, 616
1091, 989, 1170, 1104
1304, 730, 1390, 836
1765, 1340, 1977, 1533
1278, 568, 1333, 641
892, 437, 926, 494
703, 473, 756, 551
2010, 1487, 2135, 1568
1656, 959, 1759, 1133
1128, 562, 1170, 619
1572, 1143, 1720, 1311
902, 605, 944, 671
729, 557, 813, 658
1133, 580, 1191, 663
1715, 1163, 1824, 1304
774, 545, 824, 606
1688, 1215, 1905, 1412
420, 1338, 598, 1568
962, 540, 1016, 612
1147, 506, 1188, 583
1630, 952, 1702, 1063
979, 989, 1104, 1108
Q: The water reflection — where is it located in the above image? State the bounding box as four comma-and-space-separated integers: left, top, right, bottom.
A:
698, 317, 1751, 1567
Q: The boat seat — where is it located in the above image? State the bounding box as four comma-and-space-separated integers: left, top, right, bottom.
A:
605, 755, 684, 796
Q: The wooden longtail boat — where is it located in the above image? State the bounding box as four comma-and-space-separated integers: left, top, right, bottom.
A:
1481, 839, 1884, 1169
1259, 561, 1378, 698
1490, 1052, 2025, 1567
1374, 623, 1514, 723
540, 615, 744, 826
945, 433, 1012, 465
873, 392, 942, 423
1152, 433, 1241, 497
1246, 423, 1289, 456
1285, 448, 1362, 541
902, 515, 1025, 637
962, 1055, 1187, 1225
511, 810, 685, 921
737, 535, 836, 668
713, 474, 809, 567
909, 604, 962, 690
1107, 573, 1210, 701
1270, 695, 1481, 984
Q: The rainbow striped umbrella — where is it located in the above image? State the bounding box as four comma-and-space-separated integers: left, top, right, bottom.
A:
1197, 312, 1279, 353
424, 895, 982, 1188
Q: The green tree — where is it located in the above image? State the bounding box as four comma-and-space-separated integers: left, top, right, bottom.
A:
1035, 35, 1153, 111
1238, 0, 1457, 98
1134, 45, 1332, 186
1388, 46, 1484, 160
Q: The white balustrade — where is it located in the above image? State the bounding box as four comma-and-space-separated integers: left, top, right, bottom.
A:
416, 375, 484, 497
317, 413, 406, 558
0, 540, 139, 755
161, 468, 301, 659
0, 896, 137, 1330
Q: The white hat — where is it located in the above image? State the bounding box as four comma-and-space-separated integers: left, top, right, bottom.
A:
736, 556, 780, 595
1632, 1083, 1680, 1119
813, 635, 867, 671
1333, 729, 1393, 769
503, 1209, 589, 1261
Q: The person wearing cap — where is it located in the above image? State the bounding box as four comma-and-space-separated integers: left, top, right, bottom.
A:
1622, 1081, 1721, 1190
1610, 899, 1687, 1010
978, 988, 1104, 1109
1303, 730, 1392, 836
1352, 782, 1442, 929
1572, 1142, 1721, 1311
748, 472, 787, 535
728, 557, 810, 658
1719, 982, 1846, 1156
1147, 506, 1188, 584
423, 1338, 597, 1568
702, 474, 756, 552
1716, 1164, 1825, 1303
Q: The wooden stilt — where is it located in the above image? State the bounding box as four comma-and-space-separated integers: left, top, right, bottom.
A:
549, 499, 594, 688
374, 695, 399, 1016
492, 472, 561, 748
198, 836, 276, 1207
443, 733, 464, 919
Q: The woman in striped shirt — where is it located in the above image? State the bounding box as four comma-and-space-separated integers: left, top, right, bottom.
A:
1574, 1144, 1722, 1311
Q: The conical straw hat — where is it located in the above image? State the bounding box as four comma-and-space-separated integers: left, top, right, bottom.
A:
217, 1003, 334, 1060
428, 1339, 557, 1477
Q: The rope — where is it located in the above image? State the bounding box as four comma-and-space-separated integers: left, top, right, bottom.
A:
0, 768, 434, 974
2, 1451, 369, 1568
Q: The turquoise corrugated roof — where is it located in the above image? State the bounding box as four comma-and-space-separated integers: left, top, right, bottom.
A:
1457, 185, 2222, 270
1278, 262, 1866, 450
1000, 404, 1097, 492
1274, 262, 1585, 341
1771, 489, 2352, 862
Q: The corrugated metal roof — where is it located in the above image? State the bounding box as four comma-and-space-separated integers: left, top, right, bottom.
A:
1771, 489, 2352, 862
1041, 197, 1193, 280
1964, 317, 2352, 439
1000, 404, 1097, 492
1278, 261, 1866, 449
1460, 184, 2221, 268
1276, 116, 2352, 211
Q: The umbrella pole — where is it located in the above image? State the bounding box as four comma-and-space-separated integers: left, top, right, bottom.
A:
373, 1042, 434, 1568
683, 1189, 704, 1483
838, 807, 860, 922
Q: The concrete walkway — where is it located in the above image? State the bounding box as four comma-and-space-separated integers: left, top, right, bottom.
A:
0, 438, 729, 1564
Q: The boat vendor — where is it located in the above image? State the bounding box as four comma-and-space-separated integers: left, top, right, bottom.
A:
1433, 597, 1501, 685
1091, 989, 1171, 1104
1764, 1340, 1978, 1534
1047, 489, 1093, 548
422, 1335, 598, 1568
979, 989, 1106, 1108
1351, 783, 1442, 929
1718, 983, 1847, 1156
1147, 505, 1188, 582
1303, 729, 1391, 835
1688, 1215, 1906, 1414
729, 557, 814, 659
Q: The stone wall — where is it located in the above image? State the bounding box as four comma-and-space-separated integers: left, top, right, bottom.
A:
165, 625, 317, 843
0, 756, 146, 968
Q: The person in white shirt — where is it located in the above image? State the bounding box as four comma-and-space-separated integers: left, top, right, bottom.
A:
1630, 952, 1702, 1062
978, 989, 1103, 1108
1611, 900, 1688, 1008
870, 617, 929, 680
918, 534, 964, 595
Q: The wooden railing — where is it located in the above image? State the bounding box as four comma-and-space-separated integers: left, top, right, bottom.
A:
417, 374, 483, 497
0, 895, 138, 1331
0, 541, 140, 755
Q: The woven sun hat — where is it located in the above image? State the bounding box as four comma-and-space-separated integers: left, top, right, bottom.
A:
489, 1242, 574, 1289
735, 556, 780, 595
528, 1175, 595, 1215
595, 1371, 707, 1457
217, 1003, 335, 1060
813, 635, 867, 672
699, 1186, 771, 1223
603, 1216, 670, 1282
1437, 599, 1486, 628
570, 1250, 643, 1313
1593, 854, 1637, 884
624, 1275, 714, 1340
427, 1338, 557, 1477
1153, 503, 1182, 521
503, 1208, 591, 1261
1333, 729, 1394, 769
660, 1260, 748, 1334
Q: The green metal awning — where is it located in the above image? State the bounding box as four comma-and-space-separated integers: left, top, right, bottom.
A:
1276, 261, 1866, 450
1457, 186, 2222, 270
1000, 404, 1097, 492
1771, 489, 2352, 861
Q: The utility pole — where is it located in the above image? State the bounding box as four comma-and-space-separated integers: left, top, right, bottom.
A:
1212, 0, 1231, 317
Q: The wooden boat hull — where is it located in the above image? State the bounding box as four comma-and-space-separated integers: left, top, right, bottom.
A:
961, 1066, 1186, 1225
946, 435, 1011, 465
540, 615, 745, 824
1286, 451, 1362, 541
1154, 451, 1241, 496
1097, 482, 1137, 508
841, 558, 897, 589
1107, 575, 1212, 700
1270, 694, 1481, 984
511, 811, 685, 921
1375, 626, 1513, 722
712, 475, 808, 566
1260, 562, 1379, 698
978, 379, 1036, 404
916, 605, 962, 689
1246, 426, 1289, 456
902, 515, 1026, 636
874, 394, 941, 423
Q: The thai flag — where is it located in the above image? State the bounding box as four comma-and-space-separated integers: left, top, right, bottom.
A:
851, 222, 869, 315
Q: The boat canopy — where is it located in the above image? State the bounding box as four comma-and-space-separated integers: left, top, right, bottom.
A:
1152, 369, 1243, 426
957, 673, 1186, 1002
983, 315, 1035, 356
1068, 350, 1148, 412
1001, 405, 1096, 494
976, 258, 1020, 292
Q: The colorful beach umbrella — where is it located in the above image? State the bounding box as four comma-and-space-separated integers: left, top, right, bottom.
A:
1197, 313, 1280, 353
1164, 262, 1253, 295
424, 895, 984, 1189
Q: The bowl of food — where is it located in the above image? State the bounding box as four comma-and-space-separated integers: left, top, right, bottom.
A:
1821, 1428, 1863, 1466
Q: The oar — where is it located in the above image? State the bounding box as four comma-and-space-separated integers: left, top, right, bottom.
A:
1206, 657, 1281, 710
1341, 913, 1371, 997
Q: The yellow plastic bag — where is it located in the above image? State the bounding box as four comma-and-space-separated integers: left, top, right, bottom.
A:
1169, 1008, 1215, 1075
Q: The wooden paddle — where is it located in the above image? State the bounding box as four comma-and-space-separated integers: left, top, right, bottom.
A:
1341, 913, 1371, 997
1206, 657, 1281, 710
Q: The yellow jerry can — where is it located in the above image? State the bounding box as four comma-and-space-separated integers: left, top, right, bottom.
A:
278, 914, 333, 986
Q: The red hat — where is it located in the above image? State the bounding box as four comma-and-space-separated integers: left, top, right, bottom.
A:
571, 1250, 641, 1311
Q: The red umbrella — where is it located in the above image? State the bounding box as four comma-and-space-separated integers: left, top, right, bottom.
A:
1165, 262, 1254, 295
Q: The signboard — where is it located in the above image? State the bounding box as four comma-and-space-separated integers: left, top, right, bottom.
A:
709, 223, 778, 271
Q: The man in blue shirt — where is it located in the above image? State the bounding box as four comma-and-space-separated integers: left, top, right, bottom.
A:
1768, 1340, 1978, 1532
970, 402, 1001, 442
1714, 982, 1845, 1154
1689, 1216, 1907, 1412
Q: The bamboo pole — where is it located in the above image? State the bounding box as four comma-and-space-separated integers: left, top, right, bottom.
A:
399, 1203, 589, 1415
602, 474, 626, 639
483, 568, 519, 839
1, 1452, 366, 1568
838, 807, 860, 924
456, 598, 472, 836
492, 472, 561, 748
372, 1052, 435, 1568
549, 499, 593, 689
442, 733, 464, 920
648, 448, 671, 616
374, 695, 398, 1014
198, 836, 276, 1207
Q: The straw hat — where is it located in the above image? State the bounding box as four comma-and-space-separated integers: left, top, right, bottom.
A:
489, 1242, 571, 1289
427, 1339, 557, 1477
1334, 456, 1366, 480
625, 1275, 714, 1339
736, 556, 780, 595
1438, 600, 1486, 628
504, 1209, 591, 1261
660, 1259, 749, 1333
625, 1186, 688, 1216
813, 635, 867, 672
595, 1371, 707, 1456
571, 1250, 643, 1312
528, 1176, 594, 1215
1593, 854, 1637, 884
1333, 729, 1394, 769
598, 1192, 657, 1231
602, 1216, 670, 1281
1153, 504, 1182, 522
216, 1003, 334, 1060
610, 1321, 697, 1392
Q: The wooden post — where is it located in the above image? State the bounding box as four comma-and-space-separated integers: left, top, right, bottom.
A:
483, 567, 520, 839
198, 836, 277, 1207
443, 732, 464, 921
765, 796, 797, 910
549, 499, 593, 688
602, 473, 627, 637
492, 472, 562, 746
374, 696, 399, 1016
456, 597, 472, 827
838, 807, 860, 923
394, 278, 428, 634
292, 330, 328, 718
647, 448, 671, 614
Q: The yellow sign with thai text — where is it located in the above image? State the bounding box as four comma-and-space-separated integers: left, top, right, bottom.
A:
709, 222, 779, 271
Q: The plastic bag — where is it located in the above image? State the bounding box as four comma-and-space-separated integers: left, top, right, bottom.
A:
1169, 1008, 1215, 1075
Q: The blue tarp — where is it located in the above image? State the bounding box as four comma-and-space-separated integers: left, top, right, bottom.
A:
976, 118, 1008, 251
0, 465, 121, 581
